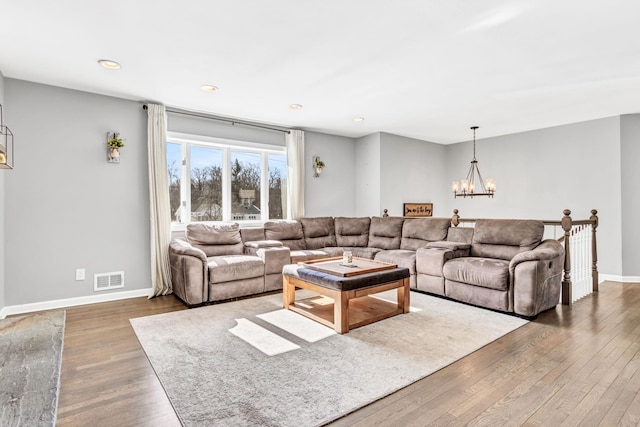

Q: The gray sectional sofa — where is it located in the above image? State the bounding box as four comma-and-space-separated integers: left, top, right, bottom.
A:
169, 216, 564, 317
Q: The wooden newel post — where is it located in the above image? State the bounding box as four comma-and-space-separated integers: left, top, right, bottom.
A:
590, 209, 599, 293
561, 209, 573, 305
452, 209, 460, 227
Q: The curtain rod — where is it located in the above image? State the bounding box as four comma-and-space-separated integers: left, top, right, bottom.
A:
142, 104, 291, 134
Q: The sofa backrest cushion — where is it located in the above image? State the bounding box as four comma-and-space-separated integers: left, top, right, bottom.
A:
264, 220, 306, 250
300, 217, 337, 249
240, 227, 265, 243
186, 223, 244, 257
400, 218, 451, 250
447, 227, 474, 244
335, 217, 370, 247
368, 217, 405, 250
471, 219, 544, 261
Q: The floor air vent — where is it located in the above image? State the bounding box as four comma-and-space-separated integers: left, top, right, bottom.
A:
94, 271, 125, 292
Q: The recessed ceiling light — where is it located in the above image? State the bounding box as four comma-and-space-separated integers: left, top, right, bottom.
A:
201, 85, 219, 93
353, 117, 365, 122
289, 104, 303, 110
98, 59, 121, 70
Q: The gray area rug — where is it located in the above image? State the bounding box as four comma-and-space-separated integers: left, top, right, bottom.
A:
0, 310, 65, 427
131, 291, 527, 427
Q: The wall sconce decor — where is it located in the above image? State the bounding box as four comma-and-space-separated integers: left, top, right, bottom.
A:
107, 132, 124, 163
0, 104, 14, 169
313, 156, 325, 177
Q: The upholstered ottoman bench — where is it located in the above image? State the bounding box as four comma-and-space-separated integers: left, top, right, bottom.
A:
282, 258, 411, 333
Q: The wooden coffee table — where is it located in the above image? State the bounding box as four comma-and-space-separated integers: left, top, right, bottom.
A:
282, 257, 410, 334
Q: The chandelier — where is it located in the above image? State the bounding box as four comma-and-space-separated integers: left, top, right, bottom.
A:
451, 126, 495, 198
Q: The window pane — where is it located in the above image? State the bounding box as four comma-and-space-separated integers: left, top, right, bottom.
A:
231, 151, 261, 221
167, 142, 182, 222
191, 146, 223, 221
268, 153, 287, 219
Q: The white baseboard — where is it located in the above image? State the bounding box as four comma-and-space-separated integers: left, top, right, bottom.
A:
0, 288, 154, 319
599, 274, 640, 284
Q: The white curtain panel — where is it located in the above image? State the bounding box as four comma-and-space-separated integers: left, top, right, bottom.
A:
147, 104, 172, 296
286, 129, 305, 219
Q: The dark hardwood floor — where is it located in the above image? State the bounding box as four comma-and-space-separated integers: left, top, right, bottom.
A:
55, 282, 640, 426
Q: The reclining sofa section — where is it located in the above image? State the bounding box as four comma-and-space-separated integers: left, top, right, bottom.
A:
168, 216, 564, 317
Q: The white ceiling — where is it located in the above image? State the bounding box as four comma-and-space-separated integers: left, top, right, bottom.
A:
1, 0, 639, 143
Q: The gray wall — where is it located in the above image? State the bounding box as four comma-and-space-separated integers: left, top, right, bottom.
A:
621, 114, 640, 277
168, 115, 358, 218
5, 79, 150, 305
380, 132, 448, 217
304, 132, 356, 217
1, 78, 633, 308
0, 71, 5, 310
442, 117, 623, 276
2, 81, 361, 306
168, 114, 285, 147
355, 133, 381, 216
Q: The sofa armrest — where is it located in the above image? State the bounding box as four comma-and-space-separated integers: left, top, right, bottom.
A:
244, 240, 283, 256
256, 247, 291, 275
416, 246, 469, 277
244, 240, 283, 249
169, 239, 208, 306
424, 241, 471, 251
509, 239, 564, 277
510, 239, 565, 317
169, 239, 207, 262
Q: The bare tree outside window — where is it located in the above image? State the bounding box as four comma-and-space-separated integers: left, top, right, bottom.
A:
269, 153, 287, 219
190, 146, 223, 221
231, 153, 261, 220
167, 143, 182, 222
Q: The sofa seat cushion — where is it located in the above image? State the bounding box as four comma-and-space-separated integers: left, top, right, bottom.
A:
347, 247, 382, 259
290, 250, 330, 263
290, 247, 382, 262
443, 257, 509, 291
207, 255, 265, 284
375, 250, 417, 275
318, 247, 344, 257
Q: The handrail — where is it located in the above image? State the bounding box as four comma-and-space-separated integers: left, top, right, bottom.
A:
451, 208, 599, 305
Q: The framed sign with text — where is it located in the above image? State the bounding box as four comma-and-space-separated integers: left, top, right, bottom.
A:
403, 203, 433, 217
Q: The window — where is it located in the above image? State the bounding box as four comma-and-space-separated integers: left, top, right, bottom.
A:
167, 133, 288, 227
231, 151, 261, 221
190, 146, 223, 222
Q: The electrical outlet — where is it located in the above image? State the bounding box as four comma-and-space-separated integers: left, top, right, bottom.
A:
76, 268, 85, 281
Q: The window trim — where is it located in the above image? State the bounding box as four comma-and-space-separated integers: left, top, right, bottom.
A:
168, 132, 285, 154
